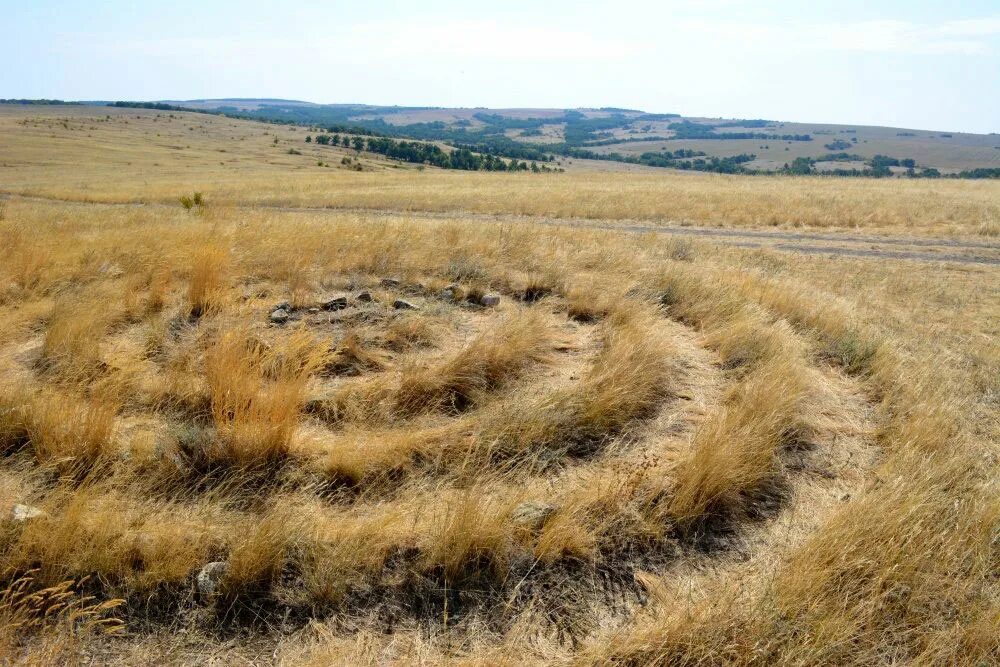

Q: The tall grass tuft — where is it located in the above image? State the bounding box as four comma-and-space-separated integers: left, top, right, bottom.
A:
206, 328, 327, 467
187, 245, 229, 318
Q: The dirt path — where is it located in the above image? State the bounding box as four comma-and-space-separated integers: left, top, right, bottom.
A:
4, 193, 998, 266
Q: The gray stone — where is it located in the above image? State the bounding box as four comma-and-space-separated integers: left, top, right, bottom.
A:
10, 504, 44, 522
307, 307, 320, 314
356, 291, 374, 302
511, 501, 556, 529
274, 301, 291, 311
380, 278, 401, 288
269, 308, 290, 324
480, 294, 501, 308
322, 295, 349, 311
393, 299, 419, 310
196, 561, 229, 597
438, 287, 457, 301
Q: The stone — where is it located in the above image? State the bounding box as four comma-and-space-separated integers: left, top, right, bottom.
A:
269, 308, 290, 324
356, 291, 374, 303
380, 278, 401, 288
511, 501, 556, 529
307, 307, 320, 314
274, 301, 291, 311
196, 561, 229, 597
393, 299, 419, 310
480, 294, 501, 308
321, 295, 349, 311
10, 504, 44, 522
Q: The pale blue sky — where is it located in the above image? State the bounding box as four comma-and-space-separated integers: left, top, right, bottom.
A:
3, 1, 998, 132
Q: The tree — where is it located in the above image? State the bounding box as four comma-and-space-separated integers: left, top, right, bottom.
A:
305, 135, 312, 143
787, 157, 814, 175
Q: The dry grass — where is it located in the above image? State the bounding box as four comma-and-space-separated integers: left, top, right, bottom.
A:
186, 245, 229, 318
666, 357, 812, 526
0, 106, 995, 665
206, 327, 328, 468
475, 307, 678, 465
1, 106, 998, 236
393, 311, 554, 416
0, 570, 123, 656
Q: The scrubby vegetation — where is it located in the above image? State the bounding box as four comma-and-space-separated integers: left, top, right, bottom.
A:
309, 133, 557, 171
668, 120, 812, 141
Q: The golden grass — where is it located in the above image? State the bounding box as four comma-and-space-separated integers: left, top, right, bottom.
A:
206, 327, 327, 467
476, 307, 678, 463
1, 106, 998, 236
0, 107, 995, 664
186, 245, 229, 318
666, 358, 811, 527
393, 311, 554, 416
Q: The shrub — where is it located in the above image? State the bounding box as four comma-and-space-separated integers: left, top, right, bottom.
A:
179, 192, 204, 210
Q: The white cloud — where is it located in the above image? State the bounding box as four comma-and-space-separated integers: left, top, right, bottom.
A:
815, 19, 999, 55
334, 20, 639, 63
639, 16, 1000, 56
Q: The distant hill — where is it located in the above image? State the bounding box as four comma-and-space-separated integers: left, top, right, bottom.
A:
159, 99, 997, 177
27, 97, 999, 176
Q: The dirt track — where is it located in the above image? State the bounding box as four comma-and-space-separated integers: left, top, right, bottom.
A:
4, 193, 998, 266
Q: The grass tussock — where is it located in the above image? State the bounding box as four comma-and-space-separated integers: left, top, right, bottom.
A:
591, 450, 999, 666
394, 312, 554, 415
666, 358, 812, 529
206, 327, 327, 467
0, 384, 118, 472
25, 392, 118, 471
418, 490, 524, 582
186, 245, 229, 318
40, 297, 112, 382
3, 486, 220, 591
477, 306, 677, 462
0, 570, 124, 655
325, 312, 555, 423
318, 425, 455, 485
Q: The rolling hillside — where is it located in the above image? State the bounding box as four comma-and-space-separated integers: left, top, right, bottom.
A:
143, 98, 1000, 175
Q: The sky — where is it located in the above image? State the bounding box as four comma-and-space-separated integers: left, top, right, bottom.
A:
2, 0, 998, 133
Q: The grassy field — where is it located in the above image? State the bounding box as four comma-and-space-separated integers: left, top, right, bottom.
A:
2, 106, 998, 237
588, 120, 1000, 173
0, 106, 997, 665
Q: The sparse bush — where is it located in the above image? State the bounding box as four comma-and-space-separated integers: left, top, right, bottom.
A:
179, 192, 204, 210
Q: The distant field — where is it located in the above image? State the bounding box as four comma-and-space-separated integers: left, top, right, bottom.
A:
592, 121, 1000, 172
2, 105, 997, 236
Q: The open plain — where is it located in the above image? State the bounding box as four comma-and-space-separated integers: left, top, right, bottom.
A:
0, 105, 997, 665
